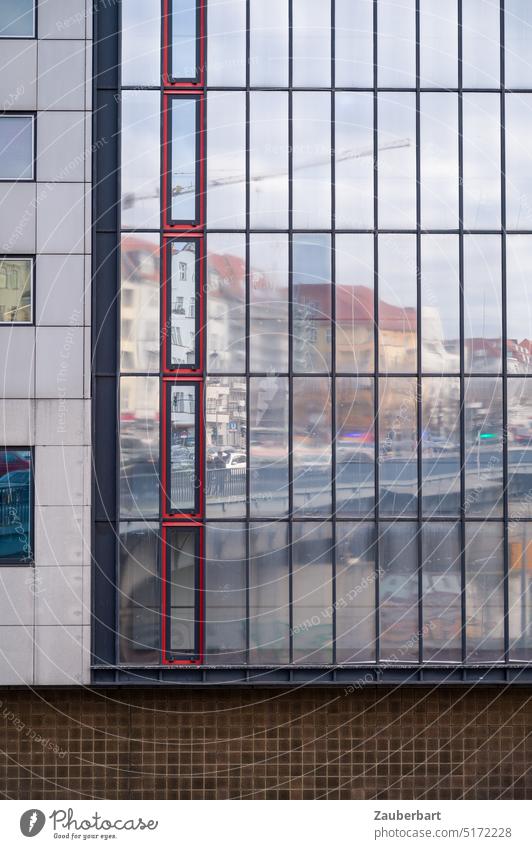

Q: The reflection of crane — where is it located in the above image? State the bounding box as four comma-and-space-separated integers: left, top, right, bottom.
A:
122, 138, 412, 207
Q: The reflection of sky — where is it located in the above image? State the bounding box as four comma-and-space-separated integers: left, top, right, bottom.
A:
250, 0, 289, 86
207, 0, 247, 86
171, 98, 197, 220
378, 93, 416, 228
463, 93, 501, 228
292, 0, 331, 86
292, 93, 331, 229
335, 92, 373, 229
172, 0, 197, 78
420, 93, 459, 229
506, 0, 532, 87
293, 235, 330, 285
207, 92, 246, 228
0, 0, 33, 36
464, 237, 502, 340
249, 91, 288, 228
121, 0, 160, 85
506, 95, 532, 229
121, 92, 160, 229
462, 0, 500, 87
378, 0, 416, 86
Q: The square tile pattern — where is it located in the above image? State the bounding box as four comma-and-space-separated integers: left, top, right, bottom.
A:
0, 688, 530, 799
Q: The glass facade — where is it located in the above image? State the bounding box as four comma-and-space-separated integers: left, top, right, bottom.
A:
111, 0, 532, 675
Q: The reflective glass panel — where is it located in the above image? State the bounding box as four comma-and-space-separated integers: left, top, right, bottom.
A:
379, 522, 419, 662
420, 93, 459, 229
464, 377, 503, 516
292, 93, 331, 229
292, 522, 333, 664
335, 0, 373, 87
205, 523, 246, 663
171, 0, 198, 80
205, 378, 247, 518
207, 0, 246, 85
378, 378, 418, 517
120, 233, 160, 374
169, 240, 197, 368
0, 448, 32, 563
422, 523, 462, 662
293, 377, 332, 516
207, 234, 245, 373
118, 522, 160, 663
463, 94, 501, 229
250, 0, 288, 86
250, 92, 288, 229
168, 384, 196, 513
0, 258, 32, 323
377, 0, 416, 87
463, 236, 502, 373
249, 523, 290, 663
122, 0, 160, 85
293, 234, 331, 373
462, 0, 500, 87
508, 379, 532, 517
292, 0, 331, 87
0, 115, 33, 180
421, 235, 460, 374
335, 93, 374, 230
249, 234, 288, 373
378, 94, 416, 229
509, 522, 532, 661
506, 94, 532, 230
422, 378, 461, 518
168, 527, 197, 655
207, 92, 246, 229
336, 377, 375, 517
0, 0, 34, 37
250, 377, 289, 518
121, 91, 160, 229
335, 234, 374, 373
419, 0, 458, 88
335, 523, 376, 663
465, 522, 504, 661
506, 236, 532, 375
171, 98, 197, 222
119, 376, 159, 519
378, 235, 417, 374
506, 0, 532, 88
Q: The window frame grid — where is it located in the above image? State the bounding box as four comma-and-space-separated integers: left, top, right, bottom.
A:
0, 446, 34, 566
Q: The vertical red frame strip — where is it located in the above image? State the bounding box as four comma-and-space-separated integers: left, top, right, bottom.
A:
161, 0, 205, 666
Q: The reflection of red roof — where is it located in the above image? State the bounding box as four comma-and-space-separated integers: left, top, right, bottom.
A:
121, 234, 160, 283
208, 253, 246, 293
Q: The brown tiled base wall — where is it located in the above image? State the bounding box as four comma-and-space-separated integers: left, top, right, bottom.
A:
0, 686, 530, 799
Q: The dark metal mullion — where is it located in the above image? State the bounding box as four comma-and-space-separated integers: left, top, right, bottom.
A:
458, 0, 467, 665
288, 0, 294, 665
245, 0, 251, 666
501, 0, 510, 663
415, 0, 423, 665
373, 0, 380, 666
331, 0, 336, 666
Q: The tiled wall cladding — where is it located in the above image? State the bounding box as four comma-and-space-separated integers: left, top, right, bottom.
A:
0, 687, 530, 799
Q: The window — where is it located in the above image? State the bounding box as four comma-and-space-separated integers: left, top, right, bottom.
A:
168, 97, 199, 223
164, 526, 200, 661
167, 239, 200, 369
0, 0, 34, 38
0, 258, 32, 323
0, 115, 34, 180
165, 382, 199, 515
0, 449, 33, 564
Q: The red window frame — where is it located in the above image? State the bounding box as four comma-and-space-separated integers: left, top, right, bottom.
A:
162, 0, 206, 88
161, 521, 204, 665
162, 93, 205, 232
161, 0, 205, 666
161, 233, 205, 374
162, 376, 204, 520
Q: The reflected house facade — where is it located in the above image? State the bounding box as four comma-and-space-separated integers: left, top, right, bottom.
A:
91, 0, 532, 684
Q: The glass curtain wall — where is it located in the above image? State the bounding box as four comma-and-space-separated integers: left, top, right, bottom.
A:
117, 0, 532, 669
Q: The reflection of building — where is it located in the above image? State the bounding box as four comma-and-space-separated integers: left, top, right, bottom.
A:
171, 241, 196, 365
206, 378, 246, 450
0, 258, 31, 322
120, 234, 160, 375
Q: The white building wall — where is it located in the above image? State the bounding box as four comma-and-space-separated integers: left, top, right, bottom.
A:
0, 0, 92, 685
